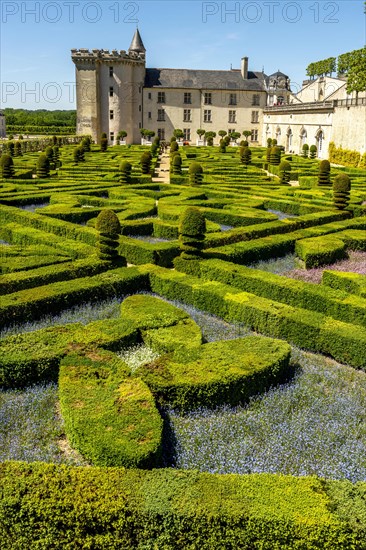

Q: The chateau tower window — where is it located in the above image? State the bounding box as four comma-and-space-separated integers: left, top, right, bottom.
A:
109, 87, 114, 97
110, 132, 114, 141
252, 94, 260, 106
157, 109, 165, 121
184, 92, 192, 104
203, 110, 212, 122
228, 110, 236, 123
148, 112, 152, 119
183, 129, 191, 141
229, 93, 237, 105
251, 111, 259, 123
148, 93, 152, 100
158, 128, 165, 140
183, 109, 191, 122
204, 92, 212, 105
109, 110, 114, 120
109, 66, 113, 77
157, 92, 166, 103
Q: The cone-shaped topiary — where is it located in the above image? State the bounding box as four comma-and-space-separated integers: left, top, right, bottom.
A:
266, 146, 271, 163
178, 206, 206, 260
170, 141, 179, 154
223, 135, 231, 146
279, 160, 291, 184
267, 138, 272, 147
95, 209, 124, 263
14, 141, 22, 157
82, 136, 91, 152
272, 139, 277, 146
140, 152, 152, 174
240, 146, 252, 167
189, 162, 203, 185
120, 160, 132, 183
171, 153, 182, 175
302, 143, 309, 158
45, 146, 54, 163
333, 174, 351, 210
219, 139, 226, 153
0, 154, 15, 178
36, 154, 50, 178
7, 142, 15, 157
309, 145, 317, 159
318, 159, 331, 186
73, 146, 85, 163
270, 146, 281, 165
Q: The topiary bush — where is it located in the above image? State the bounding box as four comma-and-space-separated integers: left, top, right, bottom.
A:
100, 133, 108, 152
318, 160, 331, 186
36, 154, 50, 178
0, 154, 15, 178
240, 146, 252, 167
178, 206, 206, 260
302, 143, 309, 158
189, 162, 203, 185
7, 141, 15, 157
279, 160, 291, 185
333, 174, 351, 210
82, 136, 91, 152
170, 141, 179, 154
171, 153, 182, 175
14, 141, 22, 157
73, 146, 85, 163
140, 152, 152, 174
309, 145, 317, 159
219, 139, 226, 153
95, 209, 124, 263
270, 146, 281, 165
120, 160, 132, 183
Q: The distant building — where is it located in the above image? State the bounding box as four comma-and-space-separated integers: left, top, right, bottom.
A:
0, 111, 6, 138
72, 30, 365, 156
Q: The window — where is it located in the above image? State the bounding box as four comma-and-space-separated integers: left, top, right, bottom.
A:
157, 109, 165, 121
139, 122, 142, 129
183, 109, 191, 122
148, 112, 152, 120
228, 110, 236, 123
204, 92, 212, 105
109, 110, 114, 120
228, 128, 235, 135
252, 94, 260, 106
109, 87, 114, 97
139, 105, 141, 112
148, 92, 152, 100
139, 86, 142, 94
157, 91, 165, 103
158, 128, 165, 140
184, 92, 192, 104
183, 128, 191, 141
203, 109, 212, 122
251, 129, 258, 142
251, 111, 259, 123
109, 66, 113, 77
229, 93, 237, 105
110, 132, 114, 142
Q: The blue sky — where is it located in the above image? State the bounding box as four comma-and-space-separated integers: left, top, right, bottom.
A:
1, 0, 365, 110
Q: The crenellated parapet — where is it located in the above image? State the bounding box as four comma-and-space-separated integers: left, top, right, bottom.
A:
71, 48, 145, 64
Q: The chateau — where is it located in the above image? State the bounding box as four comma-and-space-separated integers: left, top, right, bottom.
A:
72, 30, 365, 157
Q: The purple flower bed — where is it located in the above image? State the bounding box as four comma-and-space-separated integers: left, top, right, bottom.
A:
287, 251, 366, 284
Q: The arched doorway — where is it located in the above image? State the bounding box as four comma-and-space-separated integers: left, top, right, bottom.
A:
286, 128, 293, 151
300, 128, 307, 152
316, 129, 324, 158
275, 127, 281, 144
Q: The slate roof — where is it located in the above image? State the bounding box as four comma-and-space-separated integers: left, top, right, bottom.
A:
144, 68, 267, 91
129, 29, 146, 53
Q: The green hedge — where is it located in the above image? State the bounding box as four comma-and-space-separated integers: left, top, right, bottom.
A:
137, 336, 291, 411
0, 462, 364, 549
295, 236, 347, 268
0, 267, 149, 330
193, 259, 366, 328
118, 236, 180, 267
144, 265, 366, 369
322, 270, 366, 298
59, 349, 163, 468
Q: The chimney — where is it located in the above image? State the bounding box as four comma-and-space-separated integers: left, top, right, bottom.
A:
241, 57, 248, 79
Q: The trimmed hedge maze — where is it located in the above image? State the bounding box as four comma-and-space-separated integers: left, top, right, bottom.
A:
1, 142, 366, 548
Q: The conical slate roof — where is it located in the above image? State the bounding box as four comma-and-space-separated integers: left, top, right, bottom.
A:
129, 29, 146, 53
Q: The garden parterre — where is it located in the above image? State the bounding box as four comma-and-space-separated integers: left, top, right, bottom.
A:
0, 142, 366, 547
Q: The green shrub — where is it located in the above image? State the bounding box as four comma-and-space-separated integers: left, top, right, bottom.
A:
302, 143, 309, 158
279, 160, 291, 184
119, 160, 132, 183
240, 146, 251, 167
0, 154, 15, 178
295, 236, 347, 268
178, 207, 206, 260
95, 209, 123, 263
219, 139, 226, 153
318, 159, 331, 186
333, 174, 351, 210
170, 141, 179, 153
171, 153, 182, 175
309, 145, 317, 158
100, 134, 108, 151
36, 154, 50, 178
73, 145, 84, 163
189, 162, 203, 185
14, 141, 22, 157
270, 146, 281, 165
140, 152, 152, 174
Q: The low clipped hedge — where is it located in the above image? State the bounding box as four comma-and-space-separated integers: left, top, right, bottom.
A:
118, 236, 179, 267
0, 462, 364, 549
137, 336, 292, 411
0, 267, 149, 330
295, 236, 347, 268
322, 270, 366, 298
144, 265, 366, 370
59, 349, 163, 468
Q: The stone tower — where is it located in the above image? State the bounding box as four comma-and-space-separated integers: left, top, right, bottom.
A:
71, 29, 146, 144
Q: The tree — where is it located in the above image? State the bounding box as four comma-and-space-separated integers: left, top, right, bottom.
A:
218, 130, 227, 139
242, 130, 251, 141
229, 131, 241, 143
36, 153, 50, 178
0, 154, 15, 178
117, 130, 127, 143
14, 141, 22, 157
95, 209, 125, 264
189, 162, 203, 185
267, 138, 273, 147
171, 153, 182, 175
345, 48, 366, 95
82, 136, 91, 152
219, 139, 226, 153
73, 145, 85, 163
318, 160, 331, 186
279, 160, 291, 184
333, 174, 351, 210
173, 129, 184, 141
178, 207, 206, 260
270, 146, 281, 165
196, 129, 205, 140
120, 160, 132, 183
